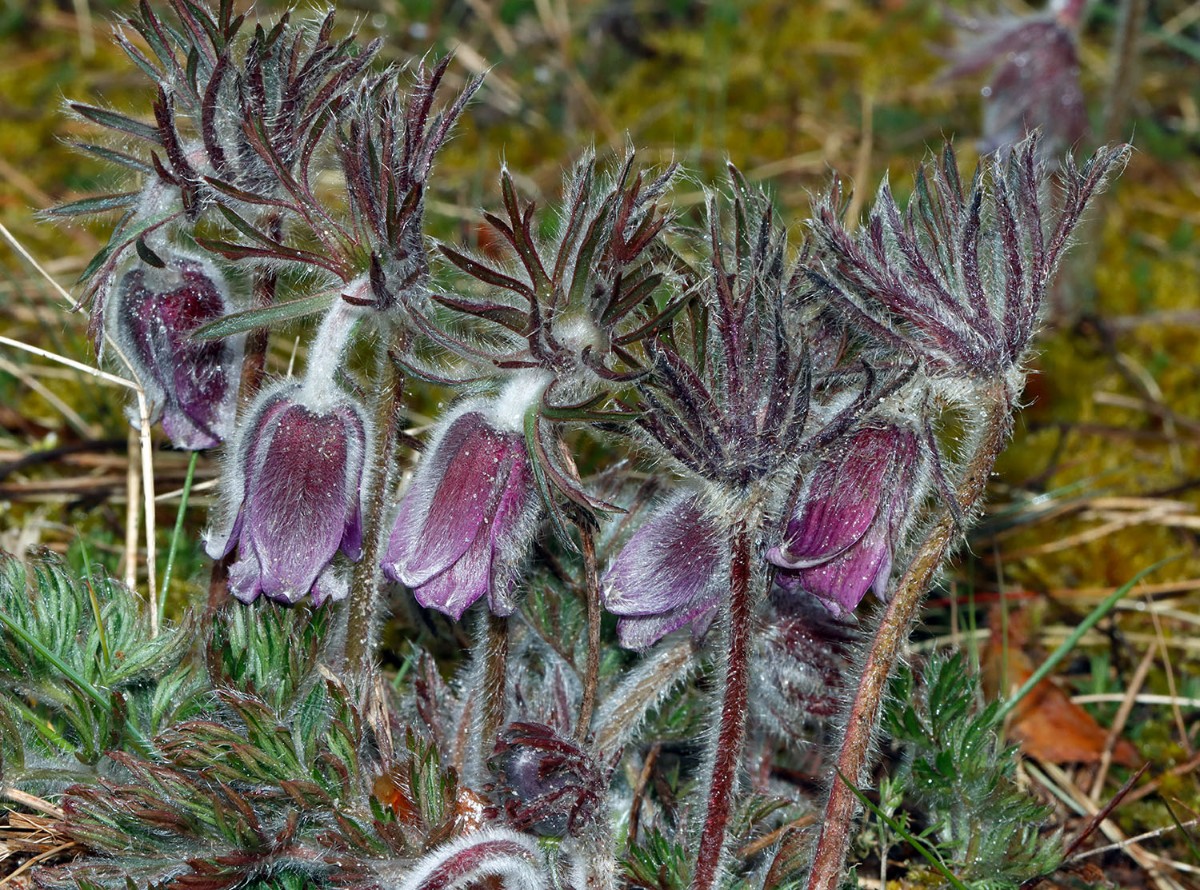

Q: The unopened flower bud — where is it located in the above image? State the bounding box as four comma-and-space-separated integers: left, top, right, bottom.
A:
489, 722, 605, 837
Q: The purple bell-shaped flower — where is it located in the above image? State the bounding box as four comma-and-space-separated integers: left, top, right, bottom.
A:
382, 404, 541, 620
106, 252, 242, 450
205, 381, 367, 605
602, 491, 728, 651
768, 425, 921, 615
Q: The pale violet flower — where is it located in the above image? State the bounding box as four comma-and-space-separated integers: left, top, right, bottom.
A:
602, 491, 727, 651
382, 400, 541, 620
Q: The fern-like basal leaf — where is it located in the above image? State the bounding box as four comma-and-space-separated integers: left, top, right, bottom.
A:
621, 827, 692, 890
0, 550, 196, 774
883, 653, 1062, 885
47, 676, 382, 889
205, 600, 329, 714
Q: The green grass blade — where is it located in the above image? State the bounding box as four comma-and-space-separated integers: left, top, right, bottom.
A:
835, 768, 969, 890
997, 556, 1177, 721
0, 610, 152, 755
159, 450, 199, 626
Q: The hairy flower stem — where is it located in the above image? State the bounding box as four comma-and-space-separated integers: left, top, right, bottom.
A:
691, 516, 755, 890
479, 610, 510, 772
346, 338, 402, 686
576, 520, 602, 739
804, 386, 1013, 890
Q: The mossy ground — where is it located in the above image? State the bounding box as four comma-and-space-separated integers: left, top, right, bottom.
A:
1, 0, 1198, 884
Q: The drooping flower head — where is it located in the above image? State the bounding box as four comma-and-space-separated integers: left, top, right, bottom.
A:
603, 175, 907, 649
427, 153, 680, 535
105, 251, 243, 450
383, 389, 543, 621
206, 378, 368, 605
601, 491, 727, 651
769, 423, 924, 615
54, 0, 382, 327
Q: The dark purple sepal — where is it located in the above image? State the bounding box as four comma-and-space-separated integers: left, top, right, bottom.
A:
602, 491, 728, 651
769, 425, 920, 615
205, 382, 368, 605
382, 405, 540, 620
106, 253, 243, 450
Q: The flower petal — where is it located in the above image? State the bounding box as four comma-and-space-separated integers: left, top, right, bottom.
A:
771, 428, 898, 568
776, 509, 891, 615
243, 403, 360, 602
484, 445, 537, 616
616, 590, 721, 651
603, 492, 725, 617
228, 549, 263, 604
385, 410, 514, 588
411, 530, 494, 620
204, 392, 294, 561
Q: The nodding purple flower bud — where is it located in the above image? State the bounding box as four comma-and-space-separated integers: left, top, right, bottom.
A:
944, 9, 1086, 161
489, 722, 606, 838
106, 253, 242, 450
602, 492, 727, 651
383, 404, 541, 620
768, 425, 921, 616
205, 382, 367, 605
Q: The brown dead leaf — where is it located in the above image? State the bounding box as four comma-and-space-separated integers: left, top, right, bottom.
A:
982, 606, 1142, 768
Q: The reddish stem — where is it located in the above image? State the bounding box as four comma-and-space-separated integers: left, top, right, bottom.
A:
691, 517, 754, 890
805, 387, 1011, 889
479, 610, 510, 767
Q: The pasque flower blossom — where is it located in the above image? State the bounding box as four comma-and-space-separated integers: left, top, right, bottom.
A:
768, 424, 921, 615
383, 402, 541, 620
106, 253, 242, 450
602, 492, 727, 651
205, 381, 367, 605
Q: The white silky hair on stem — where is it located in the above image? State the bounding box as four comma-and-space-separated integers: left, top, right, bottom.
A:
385, 828, 548, 890
592, 637, 697, 757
